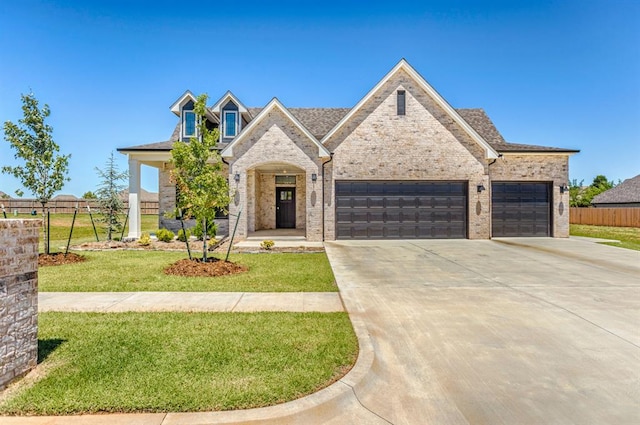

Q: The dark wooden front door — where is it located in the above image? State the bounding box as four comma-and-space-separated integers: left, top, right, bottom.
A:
276, 187, 296, 228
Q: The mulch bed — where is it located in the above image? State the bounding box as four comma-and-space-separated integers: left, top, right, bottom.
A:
38, 252, 87, 267
164, 257, 248, 277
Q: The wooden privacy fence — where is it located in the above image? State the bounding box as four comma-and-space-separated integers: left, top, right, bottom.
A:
570, 207, 640, 228
0, 199, 159, 215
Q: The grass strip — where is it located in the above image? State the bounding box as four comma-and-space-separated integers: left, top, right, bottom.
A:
0, 312, 357, 415
570, 224, 640, 251
39, 251, 337, 292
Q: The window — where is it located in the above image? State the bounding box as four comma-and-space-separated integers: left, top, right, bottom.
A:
183, 111, 196, 137
275, 175, 296, 185
397, 90, 406, 116
224, 111, 237, 137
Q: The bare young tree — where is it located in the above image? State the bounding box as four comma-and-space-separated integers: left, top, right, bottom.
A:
2, 93, 70, 254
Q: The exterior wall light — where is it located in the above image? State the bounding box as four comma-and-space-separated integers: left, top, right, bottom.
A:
477, 184, 486, 193
311, 173, 317, 182
234, 173, 240, 182
560, 184, 569, 193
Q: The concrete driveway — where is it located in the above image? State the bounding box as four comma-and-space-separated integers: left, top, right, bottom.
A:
325, 238, 640, 425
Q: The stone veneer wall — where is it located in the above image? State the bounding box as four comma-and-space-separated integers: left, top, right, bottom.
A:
0, 219, 39, 390
227, 108, 324, 241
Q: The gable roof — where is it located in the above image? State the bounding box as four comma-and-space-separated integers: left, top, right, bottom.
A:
221, 98, 331, 158
592, 175, 640, 205
169, 90, 196, 115
320, 59, 500, 159
211, 91, 249, 114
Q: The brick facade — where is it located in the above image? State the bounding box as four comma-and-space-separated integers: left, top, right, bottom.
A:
324, 69, 491, 240
489, 154, 571, 237
0, 219, 39, 390
126, 60, 575, 242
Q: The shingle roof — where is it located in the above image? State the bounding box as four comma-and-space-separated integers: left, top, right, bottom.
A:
120, 188, 159, 202
119, 105, 577, 154
52, 194, 79, 201
592, 175, 640, 205
456, 108, 578, 153
118, 140, 176, 151
249, 107, 351, 140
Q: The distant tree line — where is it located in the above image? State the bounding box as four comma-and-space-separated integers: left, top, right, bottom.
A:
569, 175, 616, 207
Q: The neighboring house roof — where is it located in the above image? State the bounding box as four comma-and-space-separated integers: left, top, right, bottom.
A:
120, 188, 159, 202
51, 194, 78, 201
592, 175, 640, 205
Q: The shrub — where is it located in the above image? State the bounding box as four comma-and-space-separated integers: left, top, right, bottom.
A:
193, 221, 217, 240
260, 240, 275, 250
177, 228, 190, 242
156, 228, 175, 242
138, 232, 151, 246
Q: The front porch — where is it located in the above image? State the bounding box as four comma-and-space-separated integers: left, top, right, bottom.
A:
230, 160, 324, 242
233, 229, 324, 248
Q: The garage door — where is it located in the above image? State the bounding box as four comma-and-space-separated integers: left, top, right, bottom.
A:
492, 182, 551, 237
335, 181, 467, 239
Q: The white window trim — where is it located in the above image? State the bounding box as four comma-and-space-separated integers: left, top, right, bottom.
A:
223, 110, 239, 138
182, 110, 198, 139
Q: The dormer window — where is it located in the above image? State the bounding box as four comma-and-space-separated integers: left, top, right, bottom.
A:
183, 111, 196, 138
224, 111, 237, 138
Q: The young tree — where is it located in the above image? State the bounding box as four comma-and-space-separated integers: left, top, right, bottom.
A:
2, 93, 70, 254
170, 94, 230, 261
95, 152, 128, 241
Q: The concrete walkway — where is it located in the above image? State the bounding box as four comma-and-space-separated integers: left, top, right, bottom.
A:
39, 292, 344, 313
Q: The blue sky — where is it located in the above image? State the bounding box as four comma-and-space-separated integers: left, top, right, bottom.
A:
1, 0, 638, 197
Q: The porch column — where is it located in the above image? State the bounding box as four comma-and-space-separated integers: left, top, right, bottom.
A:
127, 158, 141, 239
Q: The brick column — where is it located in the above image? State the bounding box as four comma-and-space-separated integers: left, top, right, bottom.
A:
0, 219, 39, 390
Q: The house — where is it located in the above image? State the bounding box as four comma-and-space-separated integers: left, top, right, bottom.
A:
592, 175, 640, 207
118, 59, 579, 241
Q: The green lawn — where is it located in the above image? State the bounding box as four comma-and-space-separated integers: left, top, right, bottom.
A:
0, 312, 358, 415
10, 213, 158, 252
39, 251, 338, 292
570, 224, 640, 251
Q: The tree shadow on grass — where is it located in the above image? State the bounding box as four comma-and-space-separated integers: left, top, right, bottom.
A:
38, 339, 65, 364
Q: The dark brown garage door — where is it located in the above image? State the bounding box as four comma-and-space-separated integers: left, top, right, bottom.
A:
492, 182, 551, 237
335, 181, 467, 239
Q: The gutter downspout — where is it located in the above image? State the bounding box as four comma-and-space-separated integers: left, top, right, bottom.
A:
321, 153, 334, 242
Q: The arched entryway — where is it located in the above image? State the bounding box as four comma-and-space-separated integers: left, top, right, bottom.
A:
247, 162, 307, 234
